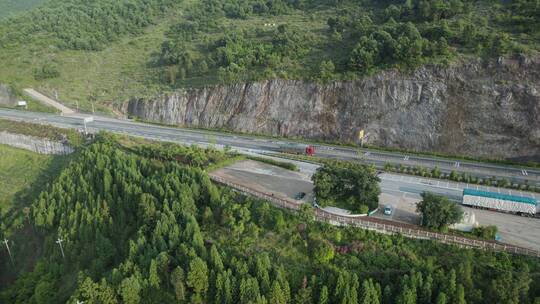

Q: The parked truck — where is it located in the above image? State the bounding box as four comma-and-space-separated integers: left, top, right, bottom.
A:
462, 188, 538, 216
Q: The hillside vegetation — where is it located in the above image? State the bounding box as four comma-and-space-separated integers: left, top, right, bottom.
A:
0, 0, 45, 20
1, 135, 539, 303
0, 0, 538, 111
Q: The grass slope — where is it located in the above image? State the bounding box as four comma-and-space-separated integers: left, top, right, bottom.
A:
0, 144, 68, 216
0, 0, 45, 20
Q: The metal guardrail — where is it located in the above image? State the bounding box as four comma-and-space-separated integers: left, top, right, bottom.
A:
210, 175, 540, 258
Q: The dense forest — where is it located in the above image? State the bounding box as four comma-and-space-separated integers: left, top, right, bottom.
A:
1, 135, 540, 303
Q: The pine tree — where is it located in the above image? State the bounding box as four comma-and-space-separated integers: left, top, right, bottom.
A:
240, 277, 261, 304
294, 276, 312, 304
318, 285, 329, 304
120, 275, 142, 304
187, 257, 209, 301
269, 281, 287, 304
436, 292, 447, 304
455, 284, 466, 304
149, 259, 160, 288
382, 285, 392, 304
360, 279, 380, 304
170, 267, 186, 302
210, 245, 224, 272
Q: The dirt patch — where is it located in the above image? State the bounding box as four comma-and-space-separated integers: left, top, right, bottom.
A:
210, 159, 314, 204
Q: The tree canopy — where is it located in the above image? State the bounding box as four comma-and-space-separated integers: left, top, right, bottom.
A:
416, 192, 464, 231
312, 162, 381, 213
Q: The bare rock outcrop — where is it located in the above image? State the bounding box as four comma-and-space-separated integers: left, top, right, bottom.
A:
126, 57, 540, 161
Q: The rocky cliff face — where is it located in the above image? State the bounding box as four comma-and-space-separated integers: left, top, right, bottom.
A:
126, 57, 540, 161
0, 84, 15, 106
0, 131, 74, 155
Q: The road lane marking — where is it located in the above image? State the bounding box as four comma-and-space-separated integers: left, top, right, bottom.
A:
404, 156, 409, 161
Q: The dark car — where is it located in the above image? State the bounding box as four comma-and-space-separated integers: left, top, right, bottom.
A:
295, 192, 306, 200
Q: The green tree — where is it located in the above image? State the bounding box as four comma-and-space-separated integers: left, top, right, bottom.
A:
120, 276, 142, 304
360, 279, 380, 304
318, 60, 336, 82
312, 163, 381, 212
416, 192, 463, 231
170, 267, 186, 302
269, 281, 287, 304
318, 285, 329, 304
436, 292, 447, 304
187, 257, 209, 301
149, 259, 160, 288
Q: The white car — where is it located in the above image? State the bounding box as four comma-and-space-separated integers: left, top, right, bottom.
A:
383, 205, 393, 215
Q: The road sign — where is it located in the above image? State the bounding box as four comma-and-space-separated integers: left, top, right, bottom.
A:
358, 129, 365, 140
83, 117, 94, 123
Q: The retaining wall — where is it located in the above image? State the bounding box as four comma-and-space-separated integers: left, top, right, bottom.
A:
0, 131, 73, 155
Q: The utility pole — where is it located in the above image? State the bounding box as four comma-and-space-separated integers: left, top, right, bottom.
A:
3, 239, 13, 265
56, 237, 65, 259
83, 117, 94, 135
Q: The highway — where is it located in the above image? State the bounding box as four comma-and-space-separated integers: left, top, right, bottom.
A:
0, 108, 539, 186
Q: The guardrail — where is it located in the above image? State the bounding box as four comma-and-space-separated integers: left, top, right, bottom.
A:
210, 175, 540, 258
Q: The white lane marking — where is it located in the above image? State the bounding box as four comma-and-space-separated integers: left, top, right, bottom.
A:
521, 169, 528, 176
454, 161, 460, 167
404, 156, 409, 161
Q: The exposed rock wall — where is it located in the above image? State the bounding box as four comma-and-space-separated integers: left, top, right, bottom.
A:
0, 84, 16, 106
0, 131, 73, 155
126, 57, 540, 161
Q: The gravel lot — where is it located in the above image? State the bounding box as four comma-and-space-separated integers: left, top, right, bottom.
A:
211, 159, 314, 204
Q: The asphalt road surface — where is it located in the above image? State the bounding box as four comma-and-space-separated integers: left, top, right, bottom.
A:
1, 108, 539, 186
